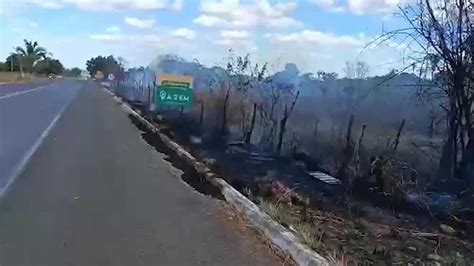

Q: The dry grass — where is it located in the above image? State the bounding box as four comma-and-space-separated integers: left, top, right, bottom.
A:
293, 223, 325, 252
0, 72, 35, 83
259, 201, 297, 227
155, 88, 473, 265
220, 203, 297, 265
326, 251, 351, 266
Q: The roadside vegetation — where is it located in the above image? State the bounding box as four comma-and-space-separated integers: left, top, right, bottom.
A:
91, 0, 473, 264
0, 39, 83, 82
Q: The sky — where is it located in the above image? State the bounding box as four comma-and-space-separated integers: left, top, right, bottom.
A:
0, 0, 416, 76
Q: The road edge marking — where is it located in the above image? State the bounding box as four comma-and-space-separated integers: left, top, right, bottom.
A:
0, 97, 69, 198
0, 84, 50, 100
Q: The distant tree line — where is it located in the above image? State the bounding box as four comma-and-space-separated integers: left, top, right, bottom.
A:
85, 55, 126, 80
0, 39, 83, 77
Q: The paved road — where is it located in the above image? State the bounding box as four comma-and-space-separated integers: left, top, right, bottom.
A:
0, 80, 81, 195
0, 79, 53, 97
0, 82, 280, 266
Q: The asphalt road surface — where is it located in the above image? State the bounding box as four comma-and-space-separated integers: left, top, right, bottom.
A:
0, 79, 53, 98
0, 80, 81, 195
0, 81, 280, 266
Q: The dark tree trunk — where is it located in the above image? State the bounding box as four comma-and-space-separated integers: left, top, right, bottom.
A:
465, 135, 474, 188
313, 119, 320, 138
336, 115, 355, 180
199, 100, 204, 129
437, 107, 457, 180
221, 88, 231, 136
461, 127, 474, 186
276, 115, 288, 155
355, 125, 367, 178
245, 103, 257, 144
275, 92, 300, 155
393, 119, 406, 151
345, 115, 354, 147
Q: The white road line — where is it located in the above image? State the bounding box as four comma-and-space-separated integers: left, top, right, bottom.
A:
0, 101, 69, 199
0, 85, 50, 100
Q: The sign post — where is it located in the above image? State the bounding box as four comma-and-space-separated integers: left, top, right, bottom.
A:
156, 86, 194, 108
95, 71, 104, 80
155, 74, 194, 110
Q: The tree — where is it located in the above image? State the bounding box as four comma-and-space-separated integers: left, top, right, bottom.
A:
316, 71, 338, 95
15, 39, 49, 73
0, 62, 6, 72
62, 67, 83, 77
381, 0, 473, 184
34, 58, 64, 75
258, 79, 284, 148
342, 61, 369, 115
5, 54, 21, 72
355, 61, 369, 79
225, 51, 267, 142
344, 61, 356, 79
275, 90, 300, 155
86, 55, 123, 79
68, 67, 82, 77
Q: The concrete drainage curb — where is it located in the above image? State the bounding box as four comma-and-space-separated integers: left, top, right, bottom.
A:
104, 88, 330, 266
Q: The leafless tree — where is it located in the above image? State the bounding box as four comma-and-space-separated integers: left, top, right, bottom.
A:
276, 90, 300, 155
225, 51, 267, 142
343, 60, 369, 79
377, 0, 473, 184
393, 119, 406, 152
258, 80, 284, 148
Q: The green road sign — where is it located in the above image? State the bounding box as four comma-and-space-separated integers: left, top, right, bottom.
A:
155, 85, 194, 109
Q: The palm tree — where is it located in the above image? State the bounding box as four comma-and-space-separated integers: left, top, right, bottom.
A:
15, 39, 49, 73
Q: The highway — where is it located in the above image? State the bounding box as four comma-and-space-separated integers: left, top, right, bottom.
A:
0, 81, 279, 265
0, 80, 80, 196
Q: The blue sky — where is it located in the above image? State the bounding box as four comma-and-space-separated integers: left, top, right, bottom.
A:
0, 0, 413, 75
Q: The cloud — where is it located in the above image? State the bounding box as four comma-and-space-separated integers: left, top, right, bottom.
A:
348, 0, 412, 15
170, 0, 183, 11
28, 21, 39, 28
310, 51, 332, 59
220, 30, 250, 39
215, 38, 258, 53
194, 0, 302, 29
124, 17, 155, 28
89, 34, 124, 41
172, 28, 196, 40
215, 30, 254, 51
267, 30, 364, 46
106, 26, 121, 33
193, 15, 228, 27
23, 0, 170, 11
309, 0, 336, 6
1, 0, 411, 76
25, 0, 63, 9
308, 0, 345, 12
309, 0, 414, 15
262, 28, 408, 75
88, 33, 162, 44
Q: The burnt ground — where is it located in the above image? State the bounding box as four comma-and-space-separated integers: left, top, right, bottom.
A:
125, 106, 474, 265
